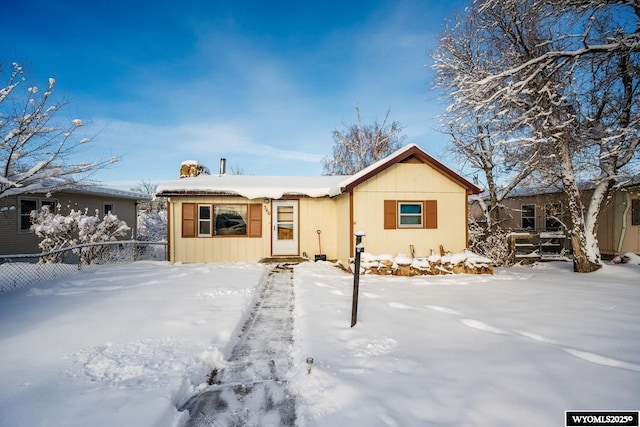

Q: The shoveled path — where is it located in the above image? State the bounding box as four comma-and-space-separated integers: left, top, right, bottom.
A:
180, 263, 297, 426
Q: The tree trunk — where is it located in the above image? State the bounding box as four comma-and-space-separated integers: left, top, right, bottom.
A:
558, 140, 602, 273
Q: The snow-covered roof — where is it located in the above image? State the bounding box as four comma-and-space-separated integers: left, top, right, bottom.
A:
156, 175, 349, 199
474, 174, 640, 201
156, 143, 481, 199
71, 185, 152, 201
6, 177, 152, 201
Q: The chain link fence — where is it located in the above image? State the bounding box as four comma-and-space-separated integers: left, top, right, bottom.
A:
0, 241, 167, 294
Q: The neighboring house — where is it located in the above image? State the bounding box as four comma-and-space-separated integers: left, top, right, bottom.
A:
156, 144, 481, 265
0, 186, 151, 255
471, 178, 640, 257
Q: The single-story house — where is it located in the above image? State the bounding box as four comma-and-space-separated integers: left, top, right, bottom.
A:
156, 144, 481, 265
0, 185, 151, 256
470, 178, 640, 257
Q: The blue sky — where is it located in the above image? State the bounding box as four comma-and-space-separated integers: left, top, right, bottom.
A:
2, 0, 468, 189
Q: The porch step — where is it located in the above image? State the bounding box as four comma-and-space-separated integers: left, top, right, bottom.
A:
259, 256, 308, 264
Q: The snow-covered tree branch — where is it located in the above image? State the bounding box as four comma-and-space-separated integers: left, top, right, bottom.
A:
433, 0, 640, 272
0, 62, 118, 199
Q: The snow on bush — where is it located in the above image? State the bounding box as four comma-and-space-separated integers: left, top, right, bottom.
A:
30, 205, 130, 264
30, 205, 81, 262
468, 219, 514, 267
137, 210, 167, 241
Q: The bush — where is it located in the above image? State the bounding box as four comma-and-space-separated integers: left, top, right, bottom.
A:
468, 219, 514, 267
30, 206, 130, 264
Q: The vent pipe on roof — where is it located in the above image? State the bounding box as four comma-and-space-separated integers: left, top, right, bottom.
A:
220, 158, 226, 175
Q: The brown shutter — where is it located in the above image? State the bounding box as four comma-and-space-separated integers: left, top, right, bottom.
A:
182, 203, 196, 237
425, 200, 438, 229
384, 200, 397, 229
248, 204, 262, 237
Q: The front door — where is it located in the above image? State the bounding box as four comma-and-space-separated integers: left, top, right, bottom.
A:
272, 200, 298, 256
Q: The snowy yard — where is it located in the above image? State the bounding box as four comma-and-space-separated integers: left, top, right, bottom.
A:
0, 260, 638, 426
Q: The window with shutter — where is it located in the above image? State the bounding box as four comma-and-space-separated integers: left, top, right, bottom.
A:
384, 200, 438, 229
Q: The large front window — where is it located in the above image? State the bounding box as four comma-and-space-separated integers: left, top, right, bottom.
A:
214, 205, 247, 236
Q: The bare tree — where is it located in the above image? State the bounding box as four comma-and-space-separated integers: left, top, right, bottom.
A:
434, 0, 640, 272
322, 107, 406, 175
0, 62, 117, 199
433, 11, 544, 232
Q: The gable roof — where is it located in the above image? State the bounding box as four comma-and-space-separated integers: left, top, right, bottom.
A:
339, 143, 481, 194
155, 144, 481, 199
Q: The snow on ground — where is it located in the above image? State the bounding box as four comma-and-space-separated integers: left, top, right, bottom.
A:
0, 260, 638, 427
289, 261, 640, 427
0, 261, 269, 427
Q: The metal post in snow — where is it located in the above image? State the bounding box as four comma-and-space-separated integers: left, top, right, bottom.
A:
351, 231, 365, 328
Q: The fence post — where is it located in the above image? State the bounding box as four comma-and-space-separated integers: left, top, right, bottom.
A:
351, 231, 365, 328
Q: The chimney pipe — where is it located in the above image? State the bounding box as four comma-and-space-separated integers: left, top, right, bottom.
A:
220, 158, 226, 175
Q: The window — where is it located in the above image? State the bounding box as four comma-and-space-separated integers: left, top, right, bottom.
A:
521, 204, 535, 230
103, 203, 114, 215
182, 203, 261, 238
384, 200, 437, 229
214, 205, 247, 236
19, 199, 37, 231
398, 202, 423, 228
18, 198, 58, 232
632, 199, 640, 226
198, 205, 212, 236
545, 203, 562, 231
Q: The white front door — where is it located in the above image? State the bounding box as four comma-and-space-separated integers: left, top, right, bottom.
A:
272, 200, 298, 256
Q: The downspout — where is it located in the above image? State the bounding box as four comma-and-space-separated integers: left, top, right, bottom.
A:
349, 191, 354, 256
616, 192, 631, 254
466, 190, 471, 248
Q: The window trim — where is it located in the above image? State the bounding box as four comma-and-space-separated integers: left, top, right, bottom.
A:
398, 201, 424, 229
198, 204, 212, 237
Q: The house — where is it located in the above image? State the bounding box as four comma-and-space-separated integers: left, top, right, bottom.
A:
471, 178, 640, 258
0, 185, 151, 255
156, 144, 481, 265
